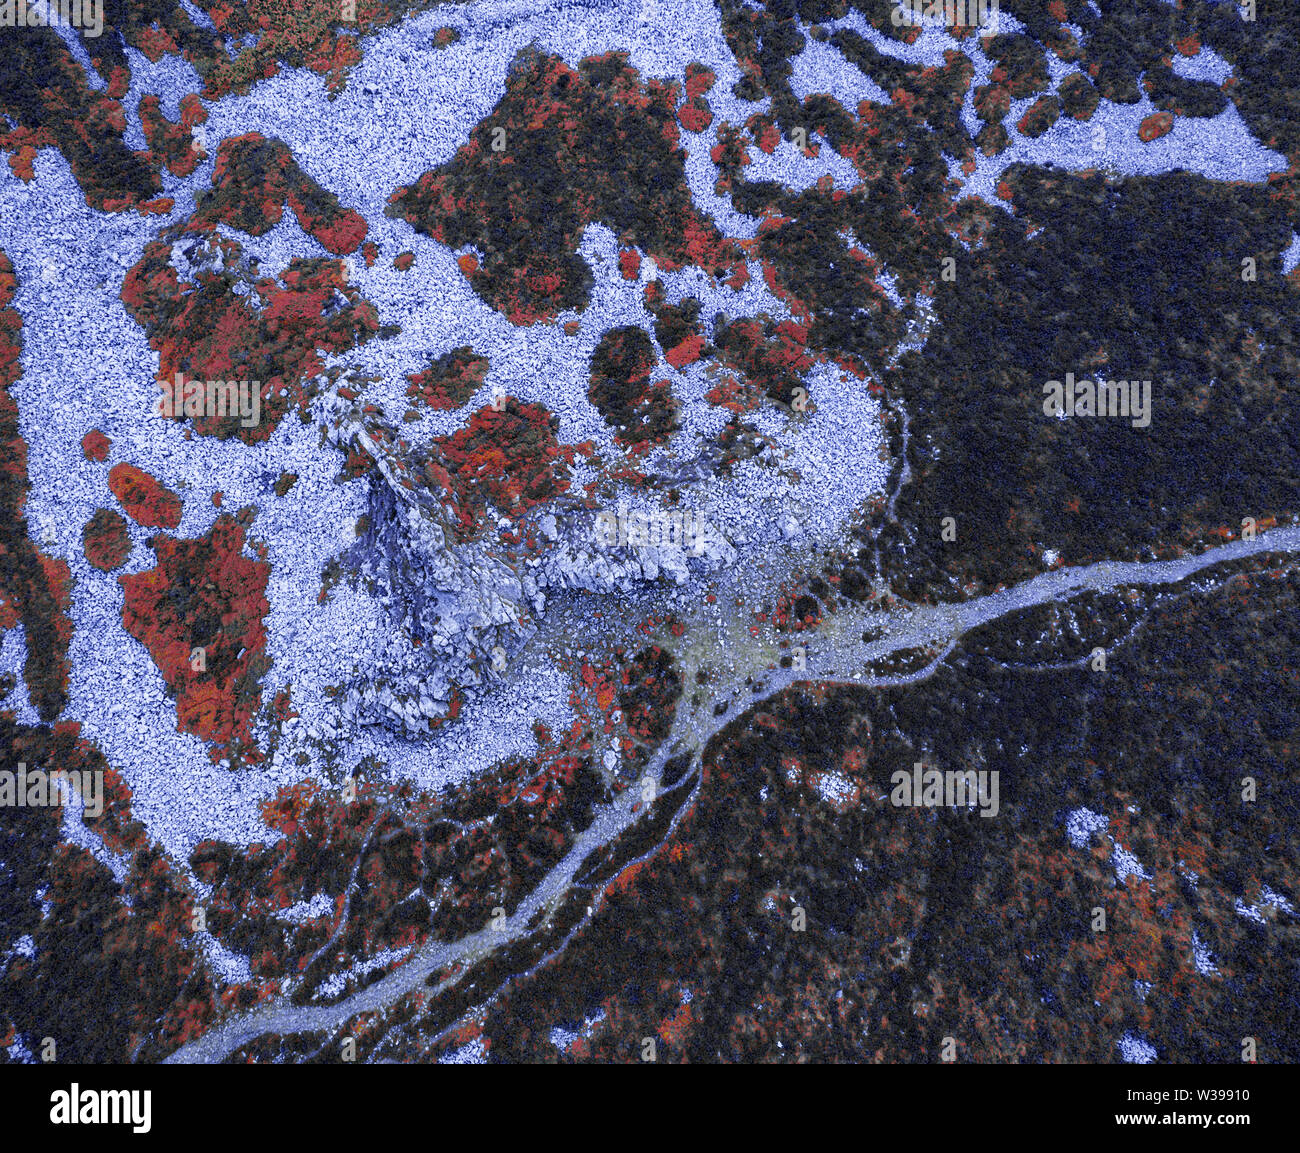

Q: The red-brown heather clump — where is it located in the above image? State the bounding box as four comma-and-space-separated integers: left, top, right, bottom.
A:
645, 283, 706, 369
139, 93, 209, 178
1058, 73, 1100, 121
1139, 111, 1175, 142
746, 111, 783, 155
678, 98, 713, 133
986, 33, 1051, 100
418, 401, 577, 540
108, 463, 183, 530
588, 326, 679, 447
121, 233, 379, 443
82, 509, 133, 572
195, 133, 368, 255
405, 346, 489, 409
684, 61, 716, 100
0, 249, 74, 720
973, 82, 1012, 134
119, 514, 271, 765
0, 32, 161, 213
711, 317, 814, 409
178, 0, 379, 99
616, 645, 681, 765
1017, 94, 1062, 139
388, 48, 744, 325
393, 251, 415, 271
80, 429, 111, 462
679, 69, 715, 134
60, 0, 476, 107
770, 577, 830, 632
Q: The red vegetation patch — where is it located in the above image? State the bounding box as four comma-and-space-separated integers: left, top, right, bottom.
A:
618, 249, 641, 281
187, 728, 603, 1000
139, 93, 208, 178
121, 232, 379, 443
588, 326, 679, 447
973, 83, 1010, 129
1017, 94, 1061, 139
986, 33, 1050, 100
0, 33, 161, 213
617, 645, 681, 761
1139, 111, 1175, 142
405, 346, 489, 410
646, 287, 706, 370
712, 317, 814, 408
108, 463, 183, 530
747, 112, 782, 154
81, 429, 111, 462
169, 0, 397, 100
393, 251, 415, 271
119, 514, 271, 765
1058, 73, 1100, 121
0, 249, 74, 720
684, 62, 716, 100
82, 509, 133, 572
418, 401, 575, 539
196, 133, 367, 255
387, 48, 743, 325
679, 96, 713, 134
664, 333, 705, 369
